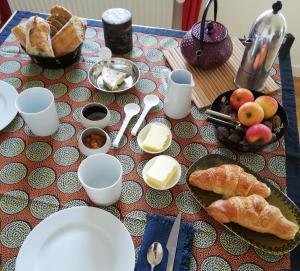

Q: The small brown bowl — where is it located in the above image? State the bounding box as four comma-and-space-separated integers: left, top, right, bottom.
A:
210, 89, 288, 152
21, 44, 82, 69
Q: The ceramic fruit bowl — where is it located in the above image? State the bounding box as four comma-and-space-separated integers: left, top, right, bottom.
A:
210, 89, 288, 152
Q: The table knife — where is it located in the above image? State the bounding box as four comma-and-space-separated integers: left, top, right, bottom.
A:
166, 212, 182, 271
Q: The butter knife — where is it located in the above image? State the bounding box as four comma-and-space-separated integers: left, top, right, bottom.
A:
166, 212, 182, 271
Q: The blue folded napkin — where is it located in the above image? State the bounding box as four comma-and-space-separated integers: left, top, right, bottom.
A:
135, 213, 195, 271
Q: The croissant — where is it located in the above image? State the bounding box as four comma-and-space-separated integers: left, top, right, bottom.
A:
206, 194, 299, 240
189, 164, 271, 198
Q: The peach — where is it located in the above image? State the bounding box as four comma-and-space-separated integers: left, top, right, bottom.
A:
255, 96, 278, 119
245, 124, 272, 144
230, 88, 254, 110
238, 102, 264, 127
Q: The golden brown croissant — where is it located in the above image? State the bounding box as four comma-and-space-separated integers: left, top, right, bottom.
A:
25, 16, 54, 57
189, 164, 271, 198
206, 195, 299, 240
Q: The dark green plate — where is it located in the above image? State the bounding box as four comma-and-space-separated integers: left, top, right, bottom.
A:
186, 154, 300, 255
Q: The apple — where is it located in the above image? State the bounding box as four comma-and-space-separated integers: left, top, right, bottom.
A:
255, 96, 278, 119
230, 88, 254, 110
238, 102, 264, 127
245, 124, 273, 144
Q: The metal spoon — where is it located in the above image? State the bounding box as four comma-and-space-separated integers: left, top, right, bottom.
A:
147, 242, 163, 271
131, 95, 160, 136
112, 103, 140, 147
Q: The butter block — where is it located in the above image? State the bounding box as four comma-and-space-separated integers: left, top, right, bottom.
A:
142, 124, 170, 152
146, 156, 177, 188
102, 66, 126, 90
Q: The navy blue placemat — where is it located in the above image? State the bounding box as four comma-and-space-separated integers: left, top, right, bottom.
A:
135, 213, 195, 271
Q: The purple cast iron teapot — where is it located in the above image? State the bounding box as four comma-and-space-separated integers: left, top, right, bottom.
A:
180, 0, 233, 69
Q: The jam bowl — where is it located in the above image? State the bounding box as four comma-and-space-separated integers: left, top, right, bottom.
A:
78, 127, 111, 156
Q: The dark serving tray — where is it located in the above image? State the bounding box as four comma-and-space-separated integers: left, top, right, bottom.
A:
186, 154, 300, 255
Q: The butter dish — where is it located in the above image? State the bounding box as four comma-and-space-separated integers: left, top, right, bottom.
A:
137, 122, 172, 154
142, 155, 181, 190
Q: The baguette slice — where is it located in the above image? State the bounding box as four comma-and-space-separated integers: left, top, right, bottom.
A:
25, 16, 54, 57
12, 21, 27, 48
52, 16, 86, 57
50, 5, 72, 22
47, 15, 64, 37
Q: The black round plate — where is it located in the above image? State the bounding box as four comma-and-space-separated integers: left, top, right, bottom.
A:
210, 89, 288, 152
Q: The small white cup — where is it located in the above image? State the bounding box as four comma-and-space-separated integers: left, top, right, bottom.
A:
80, 103, 110, 128
15, 87, 59, 136
78, 153, 123, 206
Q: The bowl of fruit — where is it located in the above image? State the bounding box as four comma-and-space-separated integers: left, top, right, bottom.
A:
208, 88, 288, 152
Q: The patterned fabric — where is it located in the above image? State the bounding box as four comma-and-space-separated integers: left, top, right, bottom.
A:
0, 14, 289, 271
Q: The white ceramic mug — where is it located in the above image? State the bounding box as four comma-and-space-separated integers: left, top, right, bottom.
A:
78, 153, 123, 206
15, 87, 59, 136
161, 69, 194, 119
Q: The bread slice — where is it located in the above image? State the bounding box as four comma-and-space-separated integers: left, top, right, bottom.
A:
47, 15, 64, 37
12, 21, 26, 48
52, 16, 86, 57
25, 16, 54, 57
50, 5, 72, 22
48, 23, 59, 37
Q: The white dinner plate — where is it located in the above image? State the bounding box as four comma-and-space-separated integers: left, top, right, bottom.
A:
16, 207, 135, 271
0, 80, 18, 130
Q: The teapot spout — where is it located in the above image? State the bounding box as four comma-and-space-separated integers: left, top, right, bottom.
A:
244, 38, 253, 48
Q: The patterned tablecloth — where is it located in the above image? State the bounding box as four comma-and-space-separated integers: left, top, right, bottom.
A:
0, 11, 290, 271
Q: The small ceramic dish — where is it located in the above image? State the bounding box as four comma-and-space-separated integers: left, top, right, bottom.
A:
88, 57, 140, 93
137, 123, 172, 154
80, 103, 110, 129
78, 127, 111, 156
142, 155, 181, 190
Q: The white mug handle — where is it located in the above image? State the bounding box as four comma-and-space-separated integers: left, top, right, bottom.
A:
160, 69, 171, 90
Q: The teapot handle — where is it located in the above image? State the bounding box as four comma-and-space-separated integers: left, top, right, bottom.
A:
193, 0, 218, 56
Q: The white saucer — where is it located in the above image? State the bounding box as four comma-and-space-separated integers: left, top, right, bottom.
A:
0, 80, 18, 130
16, 206, 135, 271
142, 155, 181, 190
